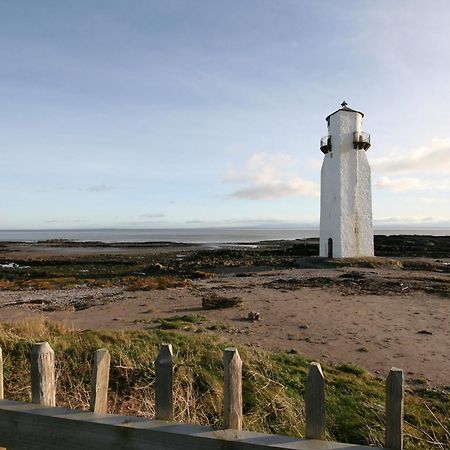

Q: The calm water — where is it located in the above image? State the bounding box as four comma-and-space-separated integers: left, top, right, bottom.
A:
0, 228, 448, 244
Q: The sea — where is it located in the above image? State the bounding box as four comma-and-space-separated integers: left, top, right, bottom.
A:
0, 228, 448, 244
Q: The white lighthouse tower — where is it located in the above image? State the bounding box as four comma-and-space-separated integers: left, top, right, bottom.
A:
319, 102, 374, 258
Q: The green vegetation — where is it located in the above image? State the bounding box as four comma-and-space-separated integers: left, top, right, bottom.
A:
157, 314, 206, 330
0, 254, 192, 290
0, 242, 304, 291
0, 320, 448, 449
1, 235, 448, 292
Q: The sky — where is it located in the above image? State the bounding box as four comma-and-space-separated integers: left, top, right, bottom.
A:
1, 0, 449, 229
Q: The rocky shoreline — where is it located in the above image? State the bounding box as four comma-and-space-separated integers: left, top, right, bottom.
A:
2, 233, 450, 256
0, 234, 448, 386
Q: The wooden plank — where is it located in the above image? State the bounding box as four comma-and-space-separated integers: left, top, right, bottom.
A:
155, 344, 173, 421
31, 342, 55, 407
223, 347, 243, 430
0, 399, 378, 450
385, 368, 404, 450
305, 362, 326, 440
90, 349, 110, 414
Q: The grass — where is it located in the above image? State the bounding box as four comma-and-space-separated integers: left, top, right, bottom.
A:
124, 276, 190, 291
2, 244, 445, 293
206, 323, 230, 331
320, 256, 403, 269
0, 319, 448, 449
0, 268, 189, 291
157, 314, 206, 330
0, 253, 191, 291
0, 247, 300, 292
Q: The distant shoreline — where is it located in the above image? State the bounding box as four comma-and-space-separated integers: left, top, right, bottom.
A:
0, 228, 449, 244
1, 234, 449, 259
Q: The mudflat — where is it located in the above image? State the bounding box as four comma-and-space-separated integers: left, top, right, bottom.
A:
0, 235, 449, 386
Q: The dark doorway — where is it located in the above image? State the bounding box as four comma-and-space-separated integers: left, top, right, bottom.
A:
327, 238, 333, 258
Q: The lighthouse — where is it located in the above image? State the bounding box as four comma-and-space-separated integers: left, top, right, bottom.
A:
319, 102, 374, 258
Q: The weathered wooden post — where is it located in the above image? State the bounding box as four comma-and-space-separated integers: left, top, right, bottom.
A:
31, 342, 56, 406
305, 362, 326, 440
90, 348, 110, 413
0, 348, 4, 450
385, 368, 404, 450
155, 344, 174, 421
0, 346, 3, 401
223, 347, 242, 430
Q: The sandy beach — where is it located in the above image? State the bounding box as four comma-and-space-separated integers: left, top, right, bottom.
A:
0, 237, 449, 386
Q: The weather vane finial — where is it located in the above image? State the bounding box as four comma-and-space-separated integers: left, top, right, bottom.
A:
341, 100, 348, 108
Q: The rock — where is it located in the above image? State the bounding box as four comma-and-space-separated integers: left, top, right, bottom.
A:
339, 271, 366, 280
417, 330, 433, 335
201, 293, 243, 310
246, 311, 260, 321
191, 271, 215, 279
72, 301, 90, 311
148, 263, 168, 272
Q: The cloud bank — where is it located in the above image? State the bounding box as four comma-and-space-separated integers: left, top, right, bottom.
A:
224, 153, 319, 200
376, 176, 450, 193
140, 213, 165, 219
372, 138, 450, 193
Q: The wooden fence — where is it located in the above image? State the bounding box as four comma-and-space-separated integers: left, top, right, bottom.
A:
0, 342, 404, 450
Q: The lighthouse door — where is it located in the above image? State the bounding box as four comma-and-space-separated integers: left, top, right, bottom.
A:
327, 238, 333, 258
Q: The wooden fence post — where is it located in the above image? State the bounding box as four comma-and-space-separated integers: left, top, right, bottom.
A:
305, 362, 326, 440
31, 342, 55, 407
223, 347, 242, 430
0, 346, 3, 400
155, 344, 174, 421
385, 368, 404, 450
0, 348, 4, 450
90, 348, 110, 413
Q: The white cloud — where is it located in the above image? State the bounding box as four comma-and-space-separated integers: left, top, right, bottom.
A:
372, 138, 450, 194
140, 213, 164, 219
376, 176, 427, 192
374, 216, 450, 226
415, 197, 440, 206
44, 219, 87, 224
228, 179, 319, 200
184, 217, 318, 226
376, 176, 450, 193
224, 153, 319, 200
370, 138, 450, 174
185, 218, 289, 225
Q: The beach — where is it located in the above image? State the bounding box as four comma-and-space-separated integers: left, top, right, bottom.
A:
0, 235, 449, 386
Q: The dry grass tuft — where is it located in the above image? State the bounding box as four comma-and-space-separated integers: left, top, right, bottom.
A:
125, 276, 190, 291
323, 257, 403, 269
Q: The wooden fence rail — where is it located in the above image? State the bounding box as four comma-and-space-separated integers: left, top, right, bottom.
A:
0, 342, 404, 450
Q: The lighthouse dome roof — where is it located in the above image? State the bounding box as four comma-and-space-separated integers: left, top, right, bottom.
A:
326, 104, 364, 122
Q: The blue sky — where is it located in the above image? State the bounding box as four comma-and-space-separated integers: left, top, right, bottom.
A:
1, 0, 449, 229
